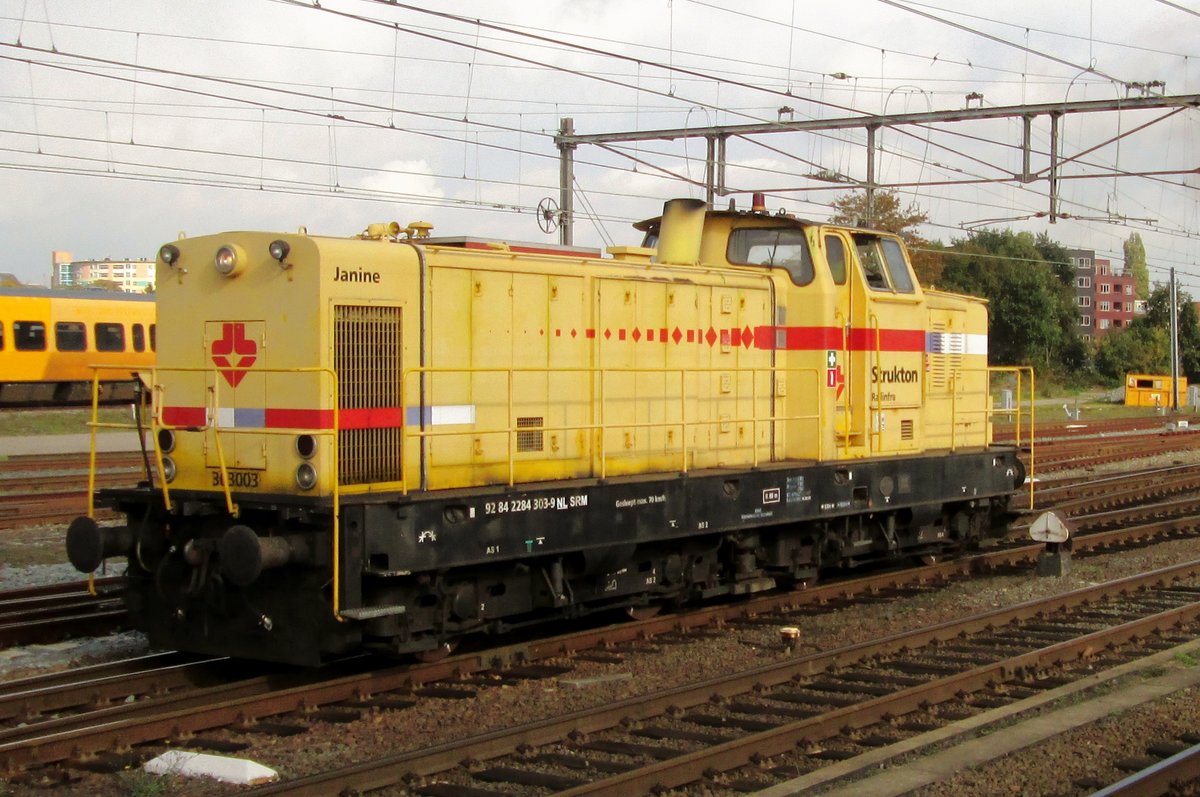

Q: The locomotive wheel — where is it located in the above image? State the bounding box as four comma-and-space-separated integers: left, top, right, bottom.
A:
415, 641, 457, 663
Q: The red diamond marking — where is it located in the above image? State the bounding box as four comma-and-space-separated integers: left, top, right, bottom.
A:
705, 327, 717, 346
742, 326, 753, 348
672, 327, 683, 344
605, 329, 612, 339
632, 328, 642, 342
571, 329, 577, 338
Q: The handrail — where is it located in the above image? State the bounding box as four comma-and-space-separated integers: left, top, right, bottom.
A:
398, 364, 823, 495
85, 364, 346, 616
986, 365, 1036, 510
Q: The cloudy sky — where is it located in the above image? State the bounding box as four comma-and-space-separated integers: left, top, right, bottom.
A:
1, 0, 1197, 289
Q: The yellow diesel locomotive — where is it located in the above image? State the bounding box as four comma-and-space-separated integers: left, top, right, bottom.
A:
0, 288, 156, 406
69, 197, 1026, 665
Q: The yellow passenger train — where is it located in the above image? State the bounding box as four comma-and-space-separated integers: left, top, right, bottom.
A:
69, 196, 1026, 665
0, 288, 156, 407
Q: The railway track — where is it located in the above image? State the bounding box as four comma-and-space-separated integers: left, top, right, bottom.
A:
0, 451, 146, 530
0, 577, 125, 649
221, 561, 1200, 795
6, 533, 1200, 785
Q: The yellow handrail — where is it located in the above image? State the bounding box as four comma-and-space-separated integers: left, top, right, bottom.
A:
397, 364, 823, 494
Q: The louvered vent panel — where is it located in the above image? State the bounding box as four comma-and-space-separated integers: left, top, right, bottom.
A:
517, 416, 544, 452
928, 322, 947, 390
900, 419, 914, 441
334, 305, 403, 485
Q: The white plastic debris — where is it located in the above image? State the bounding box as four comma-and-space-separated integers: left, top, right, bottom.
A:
143, 749, 278, 785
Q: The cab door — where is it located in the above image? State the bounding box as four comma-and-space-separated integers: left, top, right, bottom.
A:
824, 231, 869, 456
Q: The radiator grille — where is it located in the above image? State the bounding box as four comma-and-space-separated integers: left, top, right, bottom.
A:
334, 305, 403, 485
900, 419, 914, 441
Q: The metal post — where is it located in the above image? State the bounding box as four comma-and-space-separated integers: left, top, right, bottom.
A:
1049, 112, 1060, 223
866, 125, 878, 225
1021, 114, 1033, 182
557, 117, 576, 246
1171, 267, 1180, 412
705, 135, 716, 208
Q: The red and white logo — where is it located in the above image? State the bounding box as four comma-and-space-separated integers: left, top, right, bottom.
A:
211, 322, 257, 387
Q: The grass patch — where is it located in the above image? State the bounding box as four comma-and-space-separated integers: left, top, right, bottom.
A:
1174, 651, 1200, 668
0, 407, 136, 436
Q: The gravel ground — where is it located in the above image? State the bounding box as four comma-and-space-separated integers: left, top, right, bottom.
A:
4, 453, 1200, 796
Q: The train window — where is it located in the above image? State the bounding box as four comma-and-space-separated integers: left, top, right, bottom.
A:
95, 322, 126, 352
56, 322, 87, 352
879, 238, 915, 293
132, 324, 146, 352
852, 234, 915, 293
727, 227, 813, 286
150, 324, 157, 352
13, 321, 46, 351
824, 235, 847, 285
0, 321, 4, 351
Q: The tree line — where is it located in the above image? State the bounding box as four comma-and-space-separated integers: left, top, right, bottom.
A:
831, 190, 1198, 388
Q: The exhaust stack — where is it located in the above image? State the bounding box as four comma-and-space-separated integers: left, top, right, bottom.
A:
654, 198, 706, 266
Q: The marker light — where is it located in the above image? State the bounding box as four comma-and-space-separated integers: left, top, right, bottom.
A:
157, 428, 176, 454
159, 244, 181, 266
295, 434, 317, 459
162, 457, 177, 483
269, 239, 290, 263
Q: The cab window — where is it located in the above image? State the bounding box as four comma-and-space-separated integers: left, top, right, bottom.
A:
14, 321, 46, 351
150, 324, 157, 352
825, 235, 847, 285
728, 227, 813, 286
853, 233, 915, 293
95, 322, 125, 352
56, 321, 86, 352
132, 323, 146, 353
0, 321, 5, 351
880, 238, 915, 292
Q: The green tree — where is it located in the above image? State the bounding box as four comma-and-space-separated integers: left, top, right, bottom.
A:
937, 229, 1085, 374
1123, 232, 1149, 299
829, 189, 943, 286
1094, 282, 1200, 383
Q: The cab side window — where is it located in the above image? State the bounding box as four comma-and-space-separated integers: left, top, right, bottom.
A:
728, 227, 814, 286
853, 234, 916, 294
0, 321, 5, 351
56, 321, 87, 351
825, 235, 847, 285
95, 322, 126, 352
132, 323, 146, 353
15, 321, 47, 351
880, 238, 915, 292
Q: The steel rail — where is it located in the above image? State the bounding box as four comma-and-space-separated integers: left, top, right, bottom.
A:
217, 560, 1200, 796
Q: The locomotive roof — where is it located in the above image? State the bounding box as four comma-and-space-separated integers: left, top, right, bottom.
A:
634, 206, 825, 233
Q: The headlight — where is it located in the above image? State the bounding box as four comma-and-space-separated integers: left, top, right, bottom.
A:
214, 244, 245, 276
162, 457, 177, 483
157, 428, 176, 454
269, 239, 290, 263
159, 244, 181, 266
295, 463, 317, 490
